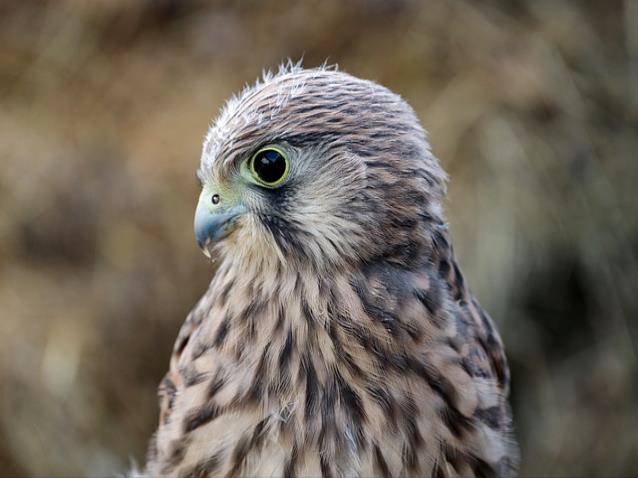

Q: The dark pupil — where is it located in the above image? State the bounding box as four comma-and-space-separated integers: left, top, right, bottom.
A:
253, 149, 286, 184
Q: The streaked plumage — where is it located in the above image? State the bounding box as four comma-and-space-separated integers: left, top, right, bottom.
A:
143, 63, 519, 477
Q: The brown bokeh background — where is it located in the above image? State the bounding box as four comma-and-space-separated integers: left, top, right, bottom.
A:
1, 1, 637, 476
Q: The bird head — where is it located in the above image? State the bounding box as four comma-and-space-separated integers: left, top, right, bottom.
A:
195, 64, 447, 272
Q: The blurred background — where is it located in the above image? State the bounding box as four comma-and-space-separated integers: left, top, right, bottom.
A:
1, 0, 636, 476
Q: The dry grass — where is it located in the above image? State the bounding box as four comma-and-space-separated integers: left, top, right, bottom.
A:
0, 1, 636, 476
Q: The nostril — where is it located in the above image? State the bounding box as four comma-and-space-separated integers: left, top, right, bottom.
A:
211, 194, 220, 205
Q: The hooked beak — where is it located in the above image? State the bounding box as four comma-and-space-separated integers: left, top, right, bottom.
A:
194, 193, 246, 252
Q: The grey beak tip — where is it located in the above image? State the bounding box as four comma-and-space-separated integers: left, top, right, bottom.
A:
194, 202, 245, 250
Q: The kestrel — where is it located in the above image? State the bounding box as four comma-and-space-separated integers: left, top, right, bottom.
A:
143, 64, 519, 477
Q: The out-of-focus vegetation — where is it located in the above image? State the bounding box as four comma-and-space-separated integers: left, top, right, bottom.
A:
0, 0, 636, 476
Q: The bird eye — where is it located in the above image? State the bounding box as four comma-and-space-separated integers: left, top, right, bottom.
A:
249, 147, 289, 187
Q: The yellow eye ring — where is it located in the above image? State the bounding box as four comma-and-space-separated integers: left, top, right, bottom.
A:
248, 146, 290, 188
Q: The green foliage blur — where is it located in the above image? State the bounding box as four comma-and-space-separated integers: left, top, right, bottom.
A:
1, 1, 636, 476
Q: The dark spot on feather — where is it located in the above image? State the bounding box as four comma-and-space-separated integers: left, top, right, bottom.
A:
464, 347, 492, 380
409, 358, 459, 410
302, 353, 319, 419
405, 411, 424, 448
273, 303, 285, 334
178, 447, 223, 478
181, 364, 206, 387
227, 434, 251, 478
443, 444, 468, 473
342, 385, 365, 424
301, 298, 316, 325
475, 406, 502, 429
175, 334, 190, 356
213, 314, 230, 348
285, 131, 335, 148
400, 394, 423, 471
249, 417, 269, 451
366, 385, 397, 429
236, 298, 266, 342
319, 375, 338, 447
246, 347, 269, 403
326, 235, 342, 257
326, 317, 339, 343
439, 259, 451, 278
446, 337, 461, 353
328, 321, 365, 379
336, 372, 365, 425
342, 350, 365, 378
469, 454, 497, 478
400, 392, 418, 416
452, 261, 466, 300
262, 214, 309, 260
320, 455, 334, 478
374, 445, 392, 478
160, 376, 176, 400
206, 372, 226, 399
440, 403, 473, 438
335, 372, 366, 449
461, 356, 482, 378
361, 297, 401, 336
339, 315, 390, 367
279, 328, 293, 370
218, 279, 234, 306
283, 443, 299, 478
183, 403, 222, 433
414, 288, 440, 316
191, 340, 210, 360
408, 357, 475, 436
478, 335, 508, 387
387, 351, 411, 372
404, 319, 424, 342
432, 228, 450, 252
160, 437, 190, 473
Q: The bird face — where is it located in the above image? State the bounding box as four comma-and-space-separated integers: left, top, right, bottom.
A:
194, 144, 298, 251
194, 145, 289, 248
195, 66, 446, 271
195, 138, 368, 270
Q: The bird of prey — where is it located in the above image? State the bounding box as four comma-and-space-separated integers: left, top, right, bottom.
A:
143, 64, 519, 478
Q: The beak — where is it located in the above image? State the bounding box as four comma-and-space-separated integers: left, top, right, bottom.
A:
194, 193, 246, 251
